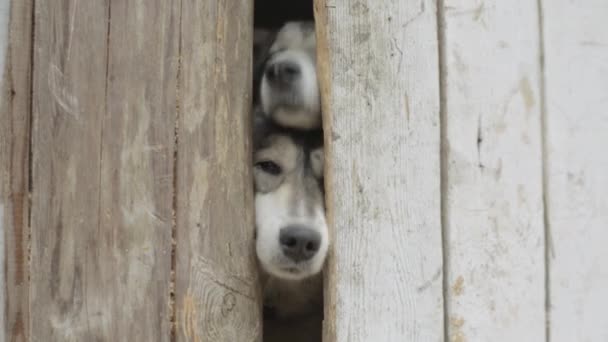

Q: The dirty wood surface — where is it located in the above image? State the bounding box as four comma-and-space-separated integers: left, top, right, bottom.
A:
98, 1, 178, 339
173, 0, 262, 341
2, 0, 607, 340
315, 0, 444, 341
0, 0, 32, 341
542, 1, 608, 341
440, 1, 546, 341
30, 1, 177, 340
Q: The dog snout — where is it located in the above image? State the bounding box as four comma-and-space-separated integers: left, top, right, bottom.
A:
265, 61, 301, 85
279, 225, 321, 262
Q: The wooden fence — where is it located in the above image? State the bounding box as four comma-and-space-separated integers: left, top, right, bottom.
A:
1, 0, 607, 341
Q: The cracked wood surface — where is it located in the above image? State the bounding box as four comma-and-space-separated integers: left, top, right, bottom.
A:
440, 1, 546, 341
173, 0, 262, 341
3, 0, 261, 340
315, 0, 444, 341
0, 0, 32, 341
542, 1, 608, 341
30, 1, 177, 340
2, 0, 607, 341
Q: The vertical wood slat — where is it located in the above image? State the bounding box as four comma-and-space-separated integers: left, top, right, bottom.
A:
100, 1, 178, 340
542, 1, 608, 341
0, 2, 9, 336
30, 1, 109, 338
30, 1, 177, 340
0, 0, 33, 341
315, 0, 444, 341
440, 1, 546, 341
174, 0, 262, 341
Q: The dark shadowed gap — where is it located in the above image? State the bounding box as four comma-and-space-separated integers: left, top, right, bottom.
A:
255, 0, 314, 30
170, 1, 184, 341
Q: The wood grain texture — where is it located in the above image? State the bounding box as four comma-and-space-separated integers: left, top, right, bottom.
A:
98, 0, 178, 339
174, 0, 262, 341
542, 1, 608, 341
30, 1, 109, 339
440, 1, 546, 341
30, 0, 177, 340
315, 0, 444, 341
0, 0, 32, 341
0, 0, 3, 328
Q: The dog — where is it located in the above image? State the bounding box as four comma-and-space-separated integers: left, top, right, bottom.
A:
253, 22, 326, 342
252, 111, 326, 341
257, 21, 321, 131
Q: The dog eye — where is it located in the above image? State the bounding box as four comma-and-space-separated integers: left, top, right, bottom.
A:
255, 161, 282, 175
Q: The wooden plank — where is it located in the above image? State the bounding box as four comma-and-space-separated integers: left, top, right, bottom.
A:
542, 1, 608, 341
30, 1, 108, 339
315, 0, 444, 340
0, 0, 33, 341
174, 0, 262, 341
440, 1, 546, 341
97, 0, 178, 340
30, 0, 177, 340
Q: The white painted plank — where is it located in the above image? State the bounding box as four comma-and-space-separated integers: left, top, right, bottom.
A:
315, 0, 444, 341
441, 1, 546, 341
542, 1, 608, 341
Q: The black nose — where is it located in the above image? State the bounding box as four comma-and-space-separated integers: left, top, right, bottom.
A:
265, 61, 301, 84
279, 225, 321, 262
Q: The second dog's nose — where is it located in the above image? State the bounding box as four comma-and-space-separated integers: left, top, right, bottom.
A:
265, 61, 301, 84
279, 225, 321, 262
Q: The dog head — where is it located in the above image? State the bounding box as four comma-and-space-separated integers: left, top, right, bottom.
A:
259, 21, 321, 130
252, 113, 328, 280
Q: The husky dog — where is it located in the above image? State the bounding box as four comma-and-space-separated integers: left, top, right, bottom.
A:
258, 21, 321, 130
253, 24, 326, 342
252, 112, 326, 341
252, 110, 327, 304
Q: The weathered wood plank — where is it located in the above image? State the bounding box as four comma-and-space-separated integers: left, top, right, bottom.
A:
0, 0, 33, 341
30, 1, 109, 339
97, 0, 179, 340
0, 0, 5, 331
315, 0, 444, 341
542, 1, 608, 341
30, 0, 177, 340
440, 1, 546, 341
174, 0, 262, 341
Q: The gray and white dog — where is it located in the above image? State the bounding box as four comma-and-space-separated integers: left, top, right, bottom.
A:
252, 115, 327, 317
253, 21, 326, 341
256, 21, 321, 131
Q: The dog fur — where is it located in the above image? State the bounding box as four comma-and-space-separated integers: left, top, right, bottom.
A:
252, 112, 325, 342
259, 22, 321, 130
253, 22, 326, 342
